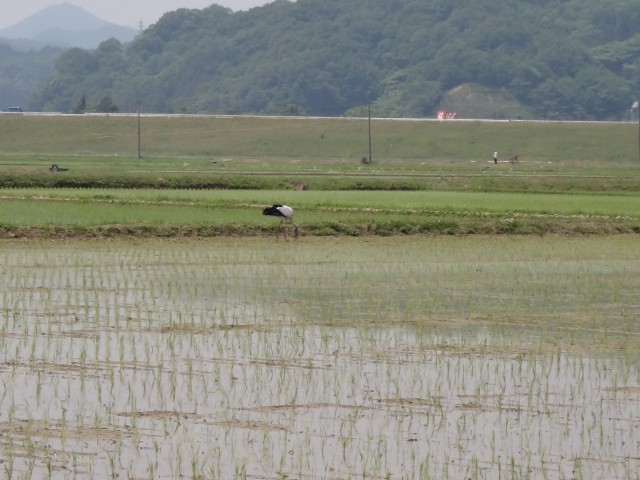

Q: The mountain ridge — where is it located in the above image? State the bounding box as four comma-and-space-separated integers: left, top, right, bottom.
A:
10, 0, 640, 119
0, 3, 137, 48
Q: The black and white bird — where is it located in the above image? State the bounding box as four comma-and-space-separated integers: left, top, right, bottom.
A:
262, 204, 299, 241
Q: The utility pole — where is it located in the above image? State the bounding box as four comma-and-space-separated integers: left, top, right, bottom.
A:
633, 102, 640, 163
368, 104, 372, 164
137, 101, 141, 159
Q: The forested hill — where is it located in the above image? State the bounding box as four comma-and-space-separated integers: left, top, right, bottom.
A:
30, 0, 640, 120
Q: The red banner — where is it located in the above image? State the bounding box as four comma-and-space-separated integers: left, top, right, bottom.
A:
437, 111, 457, 120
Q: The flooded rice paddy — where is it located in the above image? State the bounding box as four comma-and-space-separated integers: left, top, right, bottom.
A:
0, 236, 639, 479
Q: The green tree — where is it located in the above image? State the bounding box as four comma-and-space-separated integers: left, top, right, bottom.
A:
94, 96, 119, 113
72, 94, 87, 114
27, 0, 639, 120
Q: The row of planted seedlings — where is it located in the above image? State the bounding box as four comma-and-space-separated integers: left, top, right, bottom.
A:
0, 237, 639, 479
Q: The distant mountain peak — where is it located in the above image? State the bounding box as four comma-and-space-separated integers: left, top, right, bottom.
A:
0, 3, 136, 48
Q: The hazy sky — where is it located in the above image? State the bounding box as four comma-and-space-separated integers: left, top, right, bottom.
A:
0, 1, 275, 30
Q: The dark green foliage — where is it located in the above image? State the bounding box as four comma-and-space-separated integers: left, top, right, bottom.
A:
93, 96, 119, 113
2, 171, 640, 194
72, 94, 87, 114
1, 213, 636, 239
20, 0, 640, 119
0, 43, 62, 110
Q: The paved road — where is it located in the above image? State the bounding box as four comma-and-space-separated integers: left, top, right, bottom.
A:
0, 110, 631, 125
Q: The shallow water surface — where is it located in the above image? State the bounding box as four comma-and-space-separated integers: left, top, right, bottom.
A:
0, 237, 638, 479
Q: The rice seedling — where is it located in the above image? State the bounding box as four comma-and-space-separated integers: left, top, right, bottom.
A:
0, 236, 638, 479
1, 188, 640, 239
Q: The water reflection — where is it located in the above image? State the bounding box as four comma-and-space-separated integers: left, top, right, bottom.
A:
0, 239, 638, 479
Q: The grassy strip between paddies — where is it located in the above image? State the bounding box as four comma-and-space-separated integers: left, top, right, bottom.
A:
2, 170, 640, 194
1, 189, 639, 238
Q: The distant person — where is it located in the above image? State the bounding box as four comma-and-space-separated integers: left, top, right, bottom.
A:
492, 151, 498, 164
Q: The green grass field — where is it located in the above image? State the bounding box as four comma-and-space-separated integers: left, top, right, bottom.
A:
1, 188, 639, 237
1, 114, 638, 168
1, 114, 639, 236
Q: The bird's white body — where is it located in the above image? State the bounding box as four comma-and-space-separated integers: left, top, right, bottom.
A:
276, 205, 293, 218
263, 204, 298, 240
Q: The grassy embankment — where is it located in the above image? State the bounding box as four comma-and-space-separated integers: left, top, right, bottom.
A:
0, 114, 639, 237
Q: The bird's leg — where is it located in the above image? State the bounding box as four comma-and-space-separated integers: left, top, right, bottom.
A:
280, 219, 288, 242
